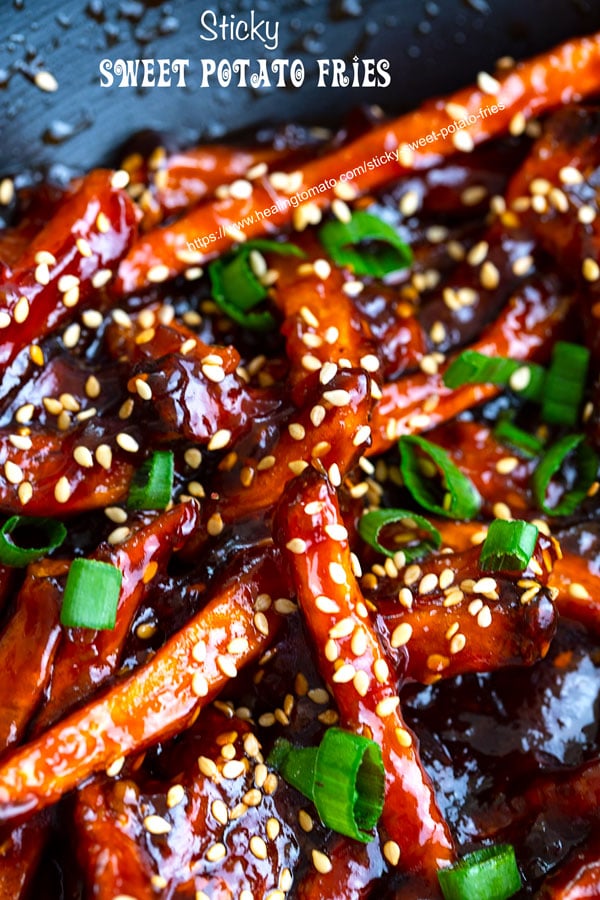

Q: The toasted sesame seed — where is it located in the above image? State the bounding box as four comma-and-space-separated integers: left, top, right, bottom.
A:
0, 178, 14, 205
91, 268, 113, 290
313, 258, 331, 280
480, 260, 500, 290
325, 524, 348, 542
452, 130, 474, 153
391, 622, 413, 648
477, 606, 492, 628
34, 70, 58, 92
493, 501, 512, 520
249, 835, 268, 860
107, 526, 131, 545
54, 477, 71, 504
312, 849, 333, 874
328, 463, 341, 487
205, 842, 226, 862
191, 672, 209, 697
582, 258, 600, 282
578, 205, 596, 224
399, 190, 420, 217
217, 654, 237, 679
569, 582, 590, 600
143, 813, 171, 835
383, 839, 401, 866
445, 101, 469, 119
375, 696, 400, 717
332, 663, 356, 683
198, 755, 219, 779
4, 460, 23, 484
0, 311, 10, 329
328, 617, 354, 639
105, 757, 125, 778
395, 726, 412, 748
286, 538, 307, 555
328, 561, 347, 585
147, 264, 171, 284
116, 433, 139, 454
207, 429, 232, 452
559, 165, 583, 185
508, 366, 531, 393
419, 572, 439, 594
14, 296, 30, 324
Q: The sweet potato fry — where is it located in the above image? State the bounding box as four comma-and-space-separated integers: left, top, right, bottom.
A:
274, 469, 455, 880
370, 276, 570, 454
0, 547, 285, 822
34, 500, 199, 731
0, 170, 137, 369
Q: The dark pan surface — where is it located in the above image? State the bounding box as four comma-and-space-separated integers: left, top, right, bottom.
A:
1, 0, 600, 173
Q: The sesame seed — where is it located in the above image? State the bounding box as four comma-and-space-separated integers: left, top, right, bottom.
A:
399, 190, 420, 217
191, 672, 209, 697
445, 101, 469, 119
95, 444, 112, 470
29, 345, 44, 366
250, 836, 268, 860
4, 460, 24, 484
105, 757, 125, 777
0, 178, 14, 205
34, 70, 58, 92
452, 130, 474, 153
332, 197, 352, 222
147, 264, 171, 283
325, 524, 348, 543
208, 429, 232, 451
383, 840, 401, 866
508, 366, 531, 393
108, 526, 130, 545
373, 658, 389, 683
480, 260, 500, 290
582, 258, 600, 282
116, 433, 139, 454
391, 622, 413, 648
419, 572, 439, 594
319, 361, 338, 385
496, 455, 519, 474
578, 205, 596, 224
217, 655, 237, 679
313, 258, 331, 280
328, 463, 341, 487
286, 538, 307, 555
202, 364, 226, 383
493, 501, 512, 520
205, 842, 226, 862
54, 477, 71, 504
450, 633, 466, 655
222, 759, 245, 779
350, 628, 368, 657
0, 312, 10, 329
375, 696, 400, 717
143, 813, 171, 835
328, 617, 355, 639
569, 582, 590, 600
395, 727, 412, 748
312, 849, 333, 874
467, 240, 489, 267
332, 663, 356, 683
91, 269, 113, 289
8, 434, 31, 451
328, 561, 347, 585
559, 165, 583, 185
198, 755, 219, 779
477, 606, 492, 628
508, 111, 526, 135
14, 296, 30, 324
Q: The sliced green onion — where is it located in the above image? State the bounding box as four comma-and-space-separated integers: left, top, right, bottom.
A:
0, 516, 67, 567
60, 559, 122, 630
493, 419, 544, 459
318, 210, 413, 277
443, 350, 545, 401
438, 844, 522, 900
532, 433, 598, 517
209, 239, 304, 331
127, 450, 174, 510
358, 509, 441, 562
399, 435, 482, 520
268, 727, 384, 843
479, 519, 539, 572
541, 341, 590, 427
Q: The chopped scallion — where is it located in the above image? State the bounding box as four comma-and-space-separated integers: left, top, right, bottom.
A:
438, 844, 522, 900
493, 419, 544, 459
399, 435, 481, 520
532, 433, 598, 517
60, 559, 122, 630
0, 516, 67, 567
358, 509, 441, 562
443, 350, 545, 400
319, 210, 412, 277
127, 450, 174, 510
268, 727, 384, 843
541, 341, 590, 427
479, 519, 539, 572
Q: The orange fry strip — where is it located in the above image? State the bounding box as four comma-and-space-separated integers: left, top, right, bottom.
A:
274, 469, 454, 880
0, 547, 285, 823
117, 33, 600, 292
370, 277, 570, 454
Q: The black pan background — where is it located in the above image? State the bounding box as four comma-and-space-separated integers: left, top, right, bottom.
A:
1, 0, 600, 175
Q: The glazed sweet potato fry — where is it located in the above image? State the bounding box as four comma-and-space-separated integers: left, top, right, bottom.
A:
34, 500, 199, 731
0, 547, 285, 821
274, 469, 455, 880
0, 560, 66, 750
370, 276, 570, 453
0, 423, 135, 516
368, 543, 558, 684
0, 170, 137, 369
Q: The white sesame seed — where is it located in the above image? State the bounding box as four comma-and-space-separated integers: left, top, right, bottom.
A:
568, 582, 590, 600
452, 130, 475, 153
328, 561, 347, 585
54, 476, 71, 504
14, 296, 30, 324
391, 622, 413, 648
222, 759, 245, 779
0, 311, 10, 329
0, 178, 14, 206
578, 205, 596, 224
419, 573, 439, 594
383, 840, 401, 866
375, 696, 400, 717
34, 70, 58, 92
286, 538, 307, 555
509, 366, 531, 392
202, 364, 226, 383
205, 842, 226, 862
58, 274, 80, 293
325, 523, 348, 542
477, 70, 501, 94
91, 269, 113, 289
207, 429, 231, 452
147, 264, 170, 283
328, 617, 355, 639
4, 460, 24, 484
312, 849, 333, 874
116, 433, 139, 454
332, 663, 356, 683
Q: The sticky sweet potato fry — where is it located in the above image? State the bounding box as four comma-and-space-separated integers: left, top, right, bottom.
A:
35, 501, 199, 731
0, 170, 137, 369
0, 547, 285, 822
274, 469, 455, 880
370, 277, 570, 453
